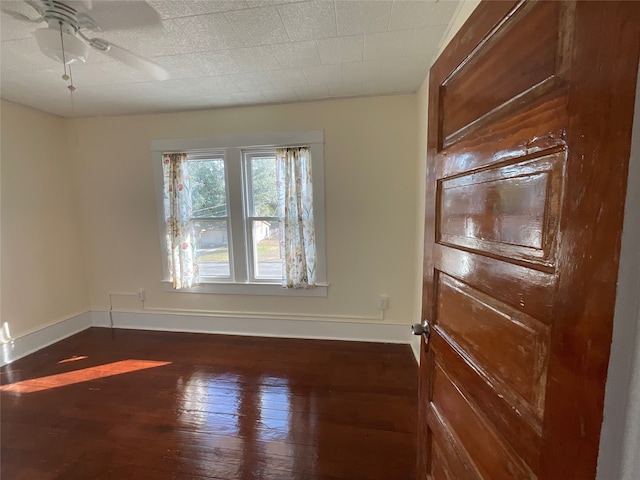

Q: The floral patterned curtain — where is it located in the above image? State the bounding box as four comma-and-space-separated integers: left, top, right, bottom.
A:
276, 147, 316, 289
163, 153, 199, 289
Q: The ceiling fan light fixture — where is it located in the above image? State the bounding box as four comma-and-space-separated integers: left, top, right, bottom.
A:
33, 28, 88, 65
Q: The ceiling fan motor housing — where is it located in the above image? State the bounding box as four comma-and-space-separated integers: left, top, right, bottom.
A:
30, 1, 91, 64
34, 27, 89, 64
37, 0, 81, 33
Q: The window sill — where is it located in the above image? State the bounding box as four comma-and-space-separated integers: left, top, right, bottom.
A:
162, 281, 328, 297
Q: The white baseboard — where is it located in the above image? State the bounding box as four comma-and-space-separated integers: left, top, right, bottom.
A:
92, 310, 411, 344
1, 310, 414, 366
0, 312, 93, 366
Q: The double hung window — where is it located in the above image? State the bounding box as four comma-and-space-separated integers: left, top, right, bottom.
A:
152, 131, 326, 296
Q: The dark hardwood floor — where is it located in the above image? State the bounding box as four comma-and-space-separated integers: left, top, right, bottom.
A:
0, 328, 418, 479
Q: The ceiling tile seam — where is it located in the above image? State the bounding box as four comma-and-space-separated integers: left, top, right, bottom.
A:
387, 0, 395, 31
140, 36, 376, 62
313, 37, 321, 66
149, 1, 312, 22
0, 33, 32, 42
375, 24, 450, 36
269, 46, 286, 71
221, 9, 249, 47
332, 0, 338, 39
275, 5, 293, 43
303, 64, 340, 86
165, 34, 364, 66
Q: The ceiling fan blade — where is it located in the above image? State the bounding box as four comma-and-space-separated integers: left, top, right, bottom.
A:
1, 6, 42, 23
72, 1, 162, 31
90, 39, 169, 81
76, 12, 100, 31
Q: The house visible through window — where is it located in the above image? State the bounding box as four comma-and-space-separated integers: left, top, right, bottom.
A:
152, 131, 327, 297
190, 157, 231, 279
186, 151, 282, 282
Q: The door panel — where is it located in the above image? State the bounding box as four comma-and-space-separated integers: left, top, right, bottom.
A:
430, 443, 455, 480
419, 1, 640, 479
430, 331, 542, 470
437, 151, 564, 268
437, 93, 568, 180
435, 273, 550, 414
430, 364, 536, 480
440, 1, 561, 146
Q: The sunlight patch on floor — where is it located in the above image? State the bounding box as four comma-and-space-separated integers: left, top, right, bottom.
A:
0, 359, 171, 393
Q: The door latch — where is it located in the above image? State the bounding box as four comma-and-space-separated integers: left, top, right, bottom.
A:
411, 320, 431, 337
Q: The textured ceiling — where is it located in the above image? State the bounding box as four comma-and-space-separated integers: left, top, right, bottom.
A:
0, 0, 458, 117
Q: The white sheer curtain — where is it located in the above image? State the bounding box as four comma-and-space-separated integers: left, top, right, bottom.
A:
163, 153, 199, 289
276, 147, 317, 289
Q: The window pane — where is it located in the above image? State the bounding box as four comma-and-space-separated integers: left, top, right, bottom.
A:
190, 159, 227, 217
251, 157, 277, 217
194, 220, 230, 278
252, 220, 282, 279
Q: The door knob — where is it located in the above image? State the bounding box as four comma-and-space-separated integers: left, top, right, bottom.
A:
412, 320, 431, 336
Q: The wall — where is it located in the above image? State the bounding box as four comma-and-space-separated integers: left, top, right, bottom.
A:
0, 100, 89, 340
67, 95, 418, 327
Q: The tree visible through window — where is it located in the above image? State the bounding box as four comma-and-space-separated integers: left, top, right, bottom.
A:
154, 130, 326, 294
182, 153, 284, 282
189, 158, 230, 278
246, 154, 282, 280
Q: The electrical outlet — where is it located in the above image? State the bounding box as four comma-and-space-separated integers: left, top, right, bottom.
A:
378, 296, 388, 310
137, 289, 146, 302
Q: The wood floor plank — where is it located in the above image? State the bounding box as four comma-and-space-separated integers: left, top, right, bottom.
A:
1, 328, 417, 479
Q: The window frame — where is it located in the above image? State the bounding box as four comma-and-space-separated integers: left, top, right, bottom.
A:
151, 131, 327, 297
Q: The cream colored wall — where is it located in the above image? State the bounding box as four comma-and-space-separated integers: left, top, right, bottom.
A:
0, 100, 89, 339
68, 95, 418, 324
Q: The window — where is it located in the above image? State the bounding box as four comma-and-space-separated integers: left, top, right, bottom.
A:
184, 151, 282, 283
152, 131, 327, 296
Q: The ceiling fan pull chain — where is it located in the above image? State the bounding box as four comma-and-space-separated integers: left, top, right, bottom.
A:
67, 64, 79, 150
68, 66, 77, 114
68, 64, 76, 93
57, 21, 76, 92
58, 22, 70, 81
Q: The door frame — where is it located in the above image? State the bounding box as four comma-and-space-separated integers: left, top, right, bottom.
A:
597, 63, 640, 480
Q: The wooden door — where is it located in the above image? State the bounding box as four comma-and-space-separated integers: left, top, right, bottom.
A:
418, 1, 640, 479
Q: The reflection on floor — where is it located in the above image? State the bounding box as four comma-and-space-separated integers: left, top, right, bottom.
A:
1, 327, 418, 479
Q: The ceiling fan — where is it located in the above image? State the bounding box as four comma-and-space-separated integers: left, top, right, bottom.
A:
2, 0, 169, 82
